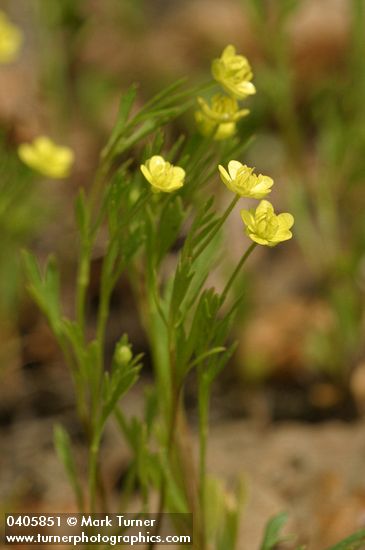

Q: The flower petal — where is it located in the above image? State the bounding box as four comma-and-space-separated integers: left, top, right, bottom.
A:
256, 200, 274, 217
236, 81, 256, 97
227, 160, 242, 179
140, 164, 153, 184
218, 164, 231, 185
148, 155, 165, 172
247, 233, 270, 246
214, 122, 236, 140
277, 213, 294, 230
18, 144, 38, 167
171, 166, 185, 186
240, 209, 255, 230
222, 44, 236, 60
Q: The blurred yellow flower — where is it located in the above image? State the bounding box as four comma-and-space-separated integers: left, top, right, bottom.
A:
212, 45, 256, 100
197, 95, 249, 123
195, 110, 236, 141
0, 10, 22, 64
240, 200, 294, 247
218, 161, 274, 198
18, 136, 74, 179
195, 94, 249, 140
140, 155, 185, 193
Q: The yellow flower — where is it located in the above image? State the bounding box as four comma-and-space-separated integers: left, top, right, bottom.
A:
0, 11, 22, 64
140, 155, 185, 193
195, 110, 236, 141
197, 95, 249, 123
195, 94, 249, 140
240, 200, 294, 247
212, 45, 256, 100
18, 136, 74, 179
218, 161, 274, 198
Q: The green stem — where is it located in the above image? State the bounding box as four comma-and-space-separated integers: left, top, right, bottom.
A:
88, 429, 102, 512
58, 335, 89, 434
221, 243, 256, 305
148, 386, 181, 550
76, 244, 91, 336
88, 160, 111, 215
198, 372, 210, 545
193, 195, 239, 261
94, 281, 113, 358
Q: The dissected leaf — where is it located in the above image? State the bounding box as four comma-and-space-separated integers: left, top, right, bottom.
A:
54, 424, 83, 510
260, 512, 290, 550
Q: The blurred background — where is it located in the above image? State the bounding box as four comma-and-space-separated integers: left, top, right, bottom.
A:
1, 0, 365, 548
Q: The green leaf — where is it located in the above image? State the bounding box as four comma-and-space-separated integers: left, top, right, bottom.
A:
138, 77, 187, 114
157, 196, 185, 265
54, 424, 83, 510
75, 188, 89, 240
326, 529, 365, 550
22, 251, 62, 334
144, 386, 159, 436
205, 342, 238, 384
102, 361, 140, 425
183, 196, 216, 258
169, 257, 194, 323
260, 512, 290, 550
102, 84, 138, 158
175, 288, 220, 381
217, 483, 244, 550
60, 319, 88, 379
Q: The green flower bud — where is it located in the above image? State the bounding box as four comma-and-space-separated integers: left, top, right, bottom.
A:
115, 343, 133, 366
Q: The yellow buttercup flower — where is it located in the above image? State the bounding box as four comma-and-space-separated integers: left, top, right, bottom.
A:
218, 161, 274, 198
18, 136, 74, 179
140, 155, 185, 193
197, 95, 249, 123
195, 110, 236, 141
195, 94, 249, 140
0, 11, 22, 64
240, 200, 294, 247
212, 45, 256, 100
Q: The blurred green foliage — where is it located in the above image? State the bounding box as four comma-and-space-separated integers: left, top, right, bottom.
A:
0, 134, 41, 319
241, 0, 365, 385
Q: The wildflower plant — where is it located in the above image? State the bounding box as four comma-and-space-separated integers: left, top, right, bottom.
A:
19, 39, 292, 545
20, 32, 360, 549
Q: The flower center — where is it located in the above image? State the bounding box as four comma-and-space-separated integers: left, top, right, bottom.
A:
256, 214, 279, 239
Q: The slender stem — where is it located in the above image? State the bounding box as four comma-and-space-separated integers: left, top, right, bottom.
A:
221, 243, 256, 305
88, 432, 100, 512
76, 244, 91, 337
193, 195, 239, 261
198, 372, 209, 546
88, 160, 111, 215
148, 386, 181, 550
96, 287, 110, 351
